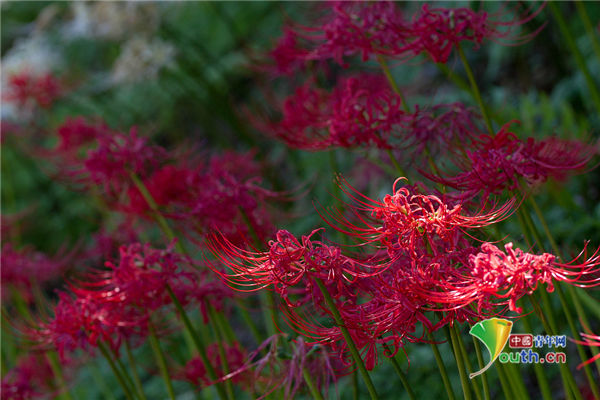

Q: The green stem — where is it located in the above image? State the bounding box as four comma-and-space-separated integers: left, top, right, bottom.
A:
548, 2, 600, 114
436, 62, 471, 93
386, 148, 407, 178
166, 286, 228, 400
471, 339, 490, 400
129, 171, 185, 254
377, 54, 411, 113
209, 306, 235, 400
495, 364, 515, 400
98, 342, 136, 400
46, 351, 74, 400
314, 278, 379, 400
353, 369, 359, 400
448, 326, 472, 400
148, 322, 176, 400
528, 197, 600, 396
503, 362, 530, 400
236, 299, 262, 342
456, 43, 493, 135
575, 1, 600, 66
382, 342, 416, 400
427, 331, 456, 400
302, 367, 325, 400
520, 315, 553, 400
124, 341, 148, 400
453, 325, 481, 400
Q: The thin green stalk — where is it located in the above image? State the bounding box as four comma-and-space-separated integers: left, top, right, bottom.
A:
520, 315, 553, 400
386, 148, 407, 178
456, 43, 493, 135
528, 197, 600, 395
209, 306, 235, 400
302, 367, 325, 400
471, 339, 490, 400
129, 171, 185, 254
448, 326, 472, 400
124, 341, 148, 400
89, 359, 118, 400
427, 331, 456, 400
352, 369, 359, 400
236, 299, 262, 342
46, 351, 74, 400
314, 278, 379, 400
503, 362, 530, 400
453, 325, 482, 400
166, 286, 228, 400
377, 55, 411, 113
495, 364, 515, 400
382, 342, 416, 400
98, 341, 136, 400
548, 2, 600, 114
529, 296, 584, 400
148, 322, 176, 400
436, 62, 471, 93
575, 1, 600, 65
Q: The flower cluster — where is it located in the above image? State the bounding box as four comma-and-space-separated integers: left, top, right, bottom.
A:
3, 71, 62, 109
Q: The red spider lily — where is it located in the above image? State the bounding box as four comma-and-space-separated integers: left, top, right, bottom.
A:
397, 102, 482, 156
572, 333, 600, 370
320, 177, 514, 256
268, 2, 543, 70
83, 128, 167, 198
72, 243, 193, 311
208, 228, 389, 306
271, 1, 408, 69
29, 291, 135, 361
1, 354, 61, 400
4, 71, 62, 109
124, 150, 276, 245
180, 341, 250, 387
55, 117, 109, 153
426, 122, 597, 200
420, 242, 600, 314
260, 74, 405, 150
1, 244, 69, 304
402, 4, 545, 63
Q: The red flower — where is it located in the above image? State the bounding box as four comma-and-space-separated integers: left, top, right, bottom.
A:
426, 122, 596, 200
573, 333, 600, 370
1, 354, 60, 400
4, 71, 62, 108
181, 341, 249, 387
262, 74, 405, 150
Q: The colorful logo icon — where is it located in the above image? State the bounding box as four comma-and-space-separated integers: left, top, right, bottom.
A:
468, 318, 513, 379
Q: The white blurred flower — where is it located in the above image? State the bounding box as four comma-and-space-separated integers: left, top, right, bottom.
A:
111, 37, 176, 84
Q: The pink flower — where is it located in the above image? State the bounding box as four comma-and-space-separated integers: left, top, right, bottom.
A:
180, 341, 249, 387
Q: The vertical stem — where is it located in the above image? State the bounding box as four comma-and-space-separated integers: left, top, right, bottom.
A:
503, 362, 530, 400
129, 171, 186, 254
124, 341, 148, 400
147, 321, 176, 400
495, 364, 515, 400
448, 325, 472, 400
46, 351, 74, 400
352, 369, 360, 400
209, 306, 235, 400
166, 286, 228, 400
236, 299, 262, 342
377, 55, 411, 113
98, 342, 136, 400
575, 1, 600, 65
548, 2, 600, 114
528, 197, 600, 396
453, 325, 482, 400
456, 44, 494, 135
427, 331, 457, 400
314, 278, 379, 400
520, 315, 553, 400
302, 367, 325, 400
472, 339, 490, 400
382, 342, 416, 400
